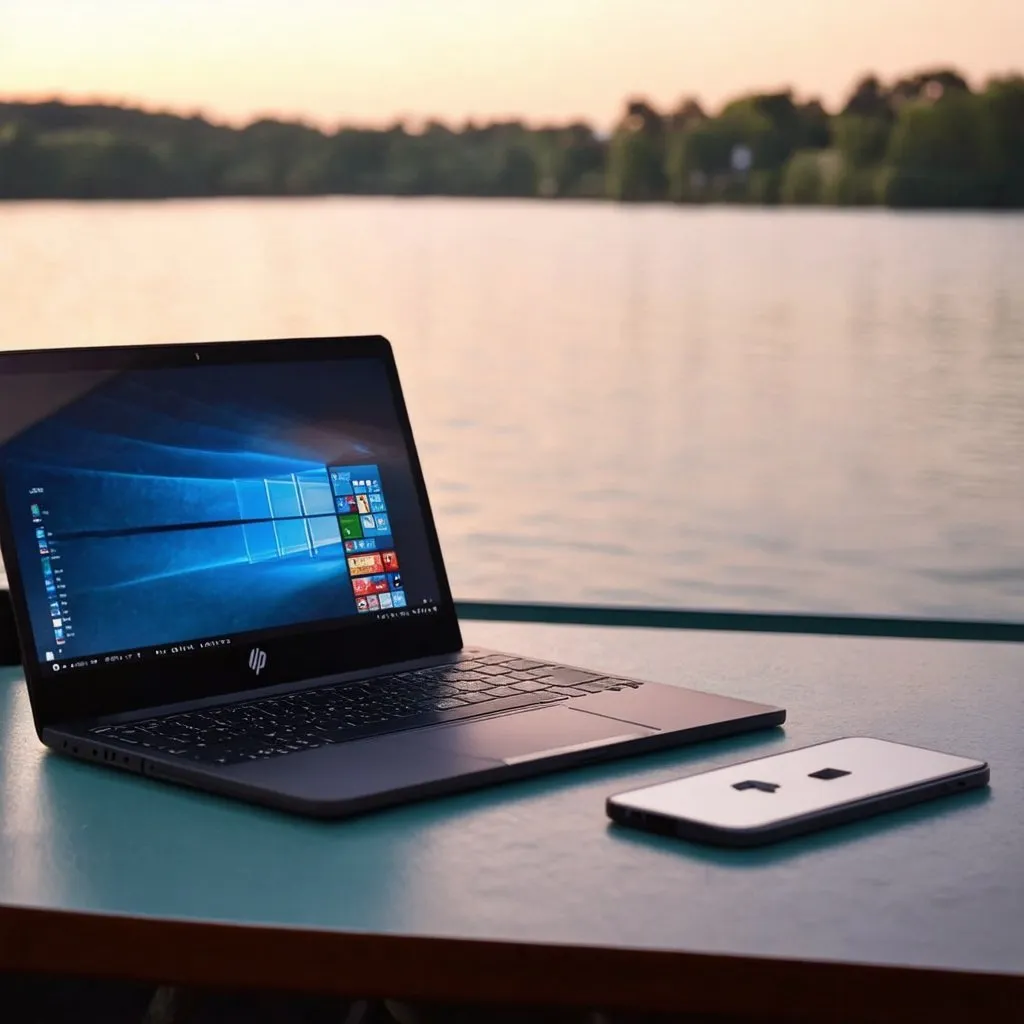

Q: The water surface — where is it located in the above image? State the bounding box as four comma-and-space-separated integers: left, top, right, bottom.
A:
1, 199, 1022, 620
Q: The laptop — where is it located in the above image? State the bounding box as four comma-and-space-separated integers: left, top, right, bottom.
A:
0, 336, 784, 817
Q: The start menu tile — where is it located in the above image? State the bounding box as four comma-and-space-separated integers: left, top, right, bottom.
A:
328, 464, 407, 612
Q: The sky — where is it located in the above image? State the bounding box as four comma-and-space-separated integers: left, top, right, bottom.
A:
1, 0, 1021, 129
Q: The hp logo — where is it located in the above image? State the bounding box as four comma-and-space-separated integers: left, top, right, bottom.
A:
248, 647, 268, 676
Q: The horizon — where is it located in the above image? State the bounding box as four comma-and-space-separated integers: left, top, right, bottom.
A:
1, 0, 1020, 131
1, 61, 1019, 135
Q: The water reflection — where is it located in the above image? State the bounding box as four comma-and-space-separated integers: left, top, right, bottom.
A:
0, 201, 1021, 620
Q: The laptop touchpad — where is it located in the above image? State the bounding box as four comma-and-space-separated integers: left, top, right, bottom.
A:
433, 705, 656, 765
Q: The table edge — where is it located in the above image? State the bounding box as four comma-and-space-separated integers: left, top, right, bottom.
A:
2, 905, 1020, 1021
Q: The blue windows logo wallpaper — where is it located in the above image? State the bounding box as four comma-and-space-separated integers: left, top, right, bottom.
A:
235, 468, 353, 564
0, 359, 440, 664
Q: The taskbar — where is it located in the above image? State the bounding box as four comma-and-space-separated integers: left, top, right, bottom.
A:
42, 601, 442, 676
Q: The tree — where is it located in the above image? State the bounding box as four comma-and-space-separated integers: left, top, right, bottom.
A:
665, 103, 775, 202
44, 134, 168, 198
678, 117, 741, 177
842, 75, 891, 119
983, 76, 1024, 207
535, 124, 606, 198
668, 97, 707, 130
890, 68, 971, 107
607, 131, 666, 200
719, 91, 828, 173
495, 144, 539, 197
884, 91, 999, 207
797, 100, 832, 150
606, 99, 667, 201
780, 151, 825, 204
0, 122, 59, 197
833, 115, 891, 169
720, 95, 788, 171
1, 70, 1020, 208
664, 130, 694, 202
320, 128, 393, 194
223, 119, 327, 195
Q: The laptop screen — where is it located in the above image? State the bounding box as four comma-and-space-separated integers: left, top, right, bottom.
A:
0, 346, 450, 689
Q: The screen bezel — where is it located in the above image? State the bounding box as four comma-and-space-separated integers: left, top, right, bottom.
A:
0, 335, 463, 729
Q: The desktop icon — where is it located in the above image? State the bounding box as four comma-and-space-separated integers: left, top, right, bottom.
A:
388, 572, 402, 590
356, 494, 372, 515
391, 591, 407, 608
45, 651, 54, 662
381, 550, 399, 572
365, 594, 380, 611
378, 592, 394, 609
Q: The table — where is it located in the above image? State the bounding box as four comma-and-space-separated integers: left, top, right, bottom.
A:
2, 623, 1023, 1021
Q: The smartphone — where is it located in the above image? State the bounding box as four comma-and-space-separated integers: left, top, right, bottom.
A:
607, 737, 989, 847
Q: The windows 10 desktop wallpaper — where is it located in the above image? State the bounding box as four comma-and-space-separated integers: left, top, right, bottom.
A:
0, 358, 440, 663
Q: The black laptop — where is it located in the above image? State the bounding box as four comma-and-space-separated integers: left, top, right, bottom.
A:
0, 336, 784, 817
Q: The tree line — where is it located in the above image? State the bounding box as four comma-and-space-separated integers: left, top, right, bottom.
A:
1, 68, 1022, 208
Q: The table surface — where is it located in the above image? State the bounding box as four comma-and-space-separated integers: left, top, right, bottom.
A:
2, 623, 1023, 1019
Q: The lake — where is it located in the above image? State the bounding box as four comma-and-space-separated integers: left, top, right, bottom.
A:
1, 198, 1022, 621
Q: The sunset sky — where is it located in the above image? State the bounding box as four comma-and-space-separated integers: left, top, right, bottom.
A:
2, 0, 1020, 129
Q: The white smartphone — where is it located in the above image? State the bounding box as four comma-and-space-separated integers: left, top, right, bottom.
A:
607, 737, 989, 847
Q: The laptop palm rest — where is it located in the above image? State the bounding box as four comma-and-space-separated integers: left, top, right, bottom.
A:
433, 705, 656, 764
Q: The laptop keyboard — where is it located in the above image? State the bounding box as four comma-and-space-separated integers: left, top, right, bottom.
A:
89, 654, 641, 766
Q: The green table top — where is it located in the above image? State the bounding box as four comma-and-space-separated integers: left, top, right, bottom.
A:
2, 623, 1022, 1017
